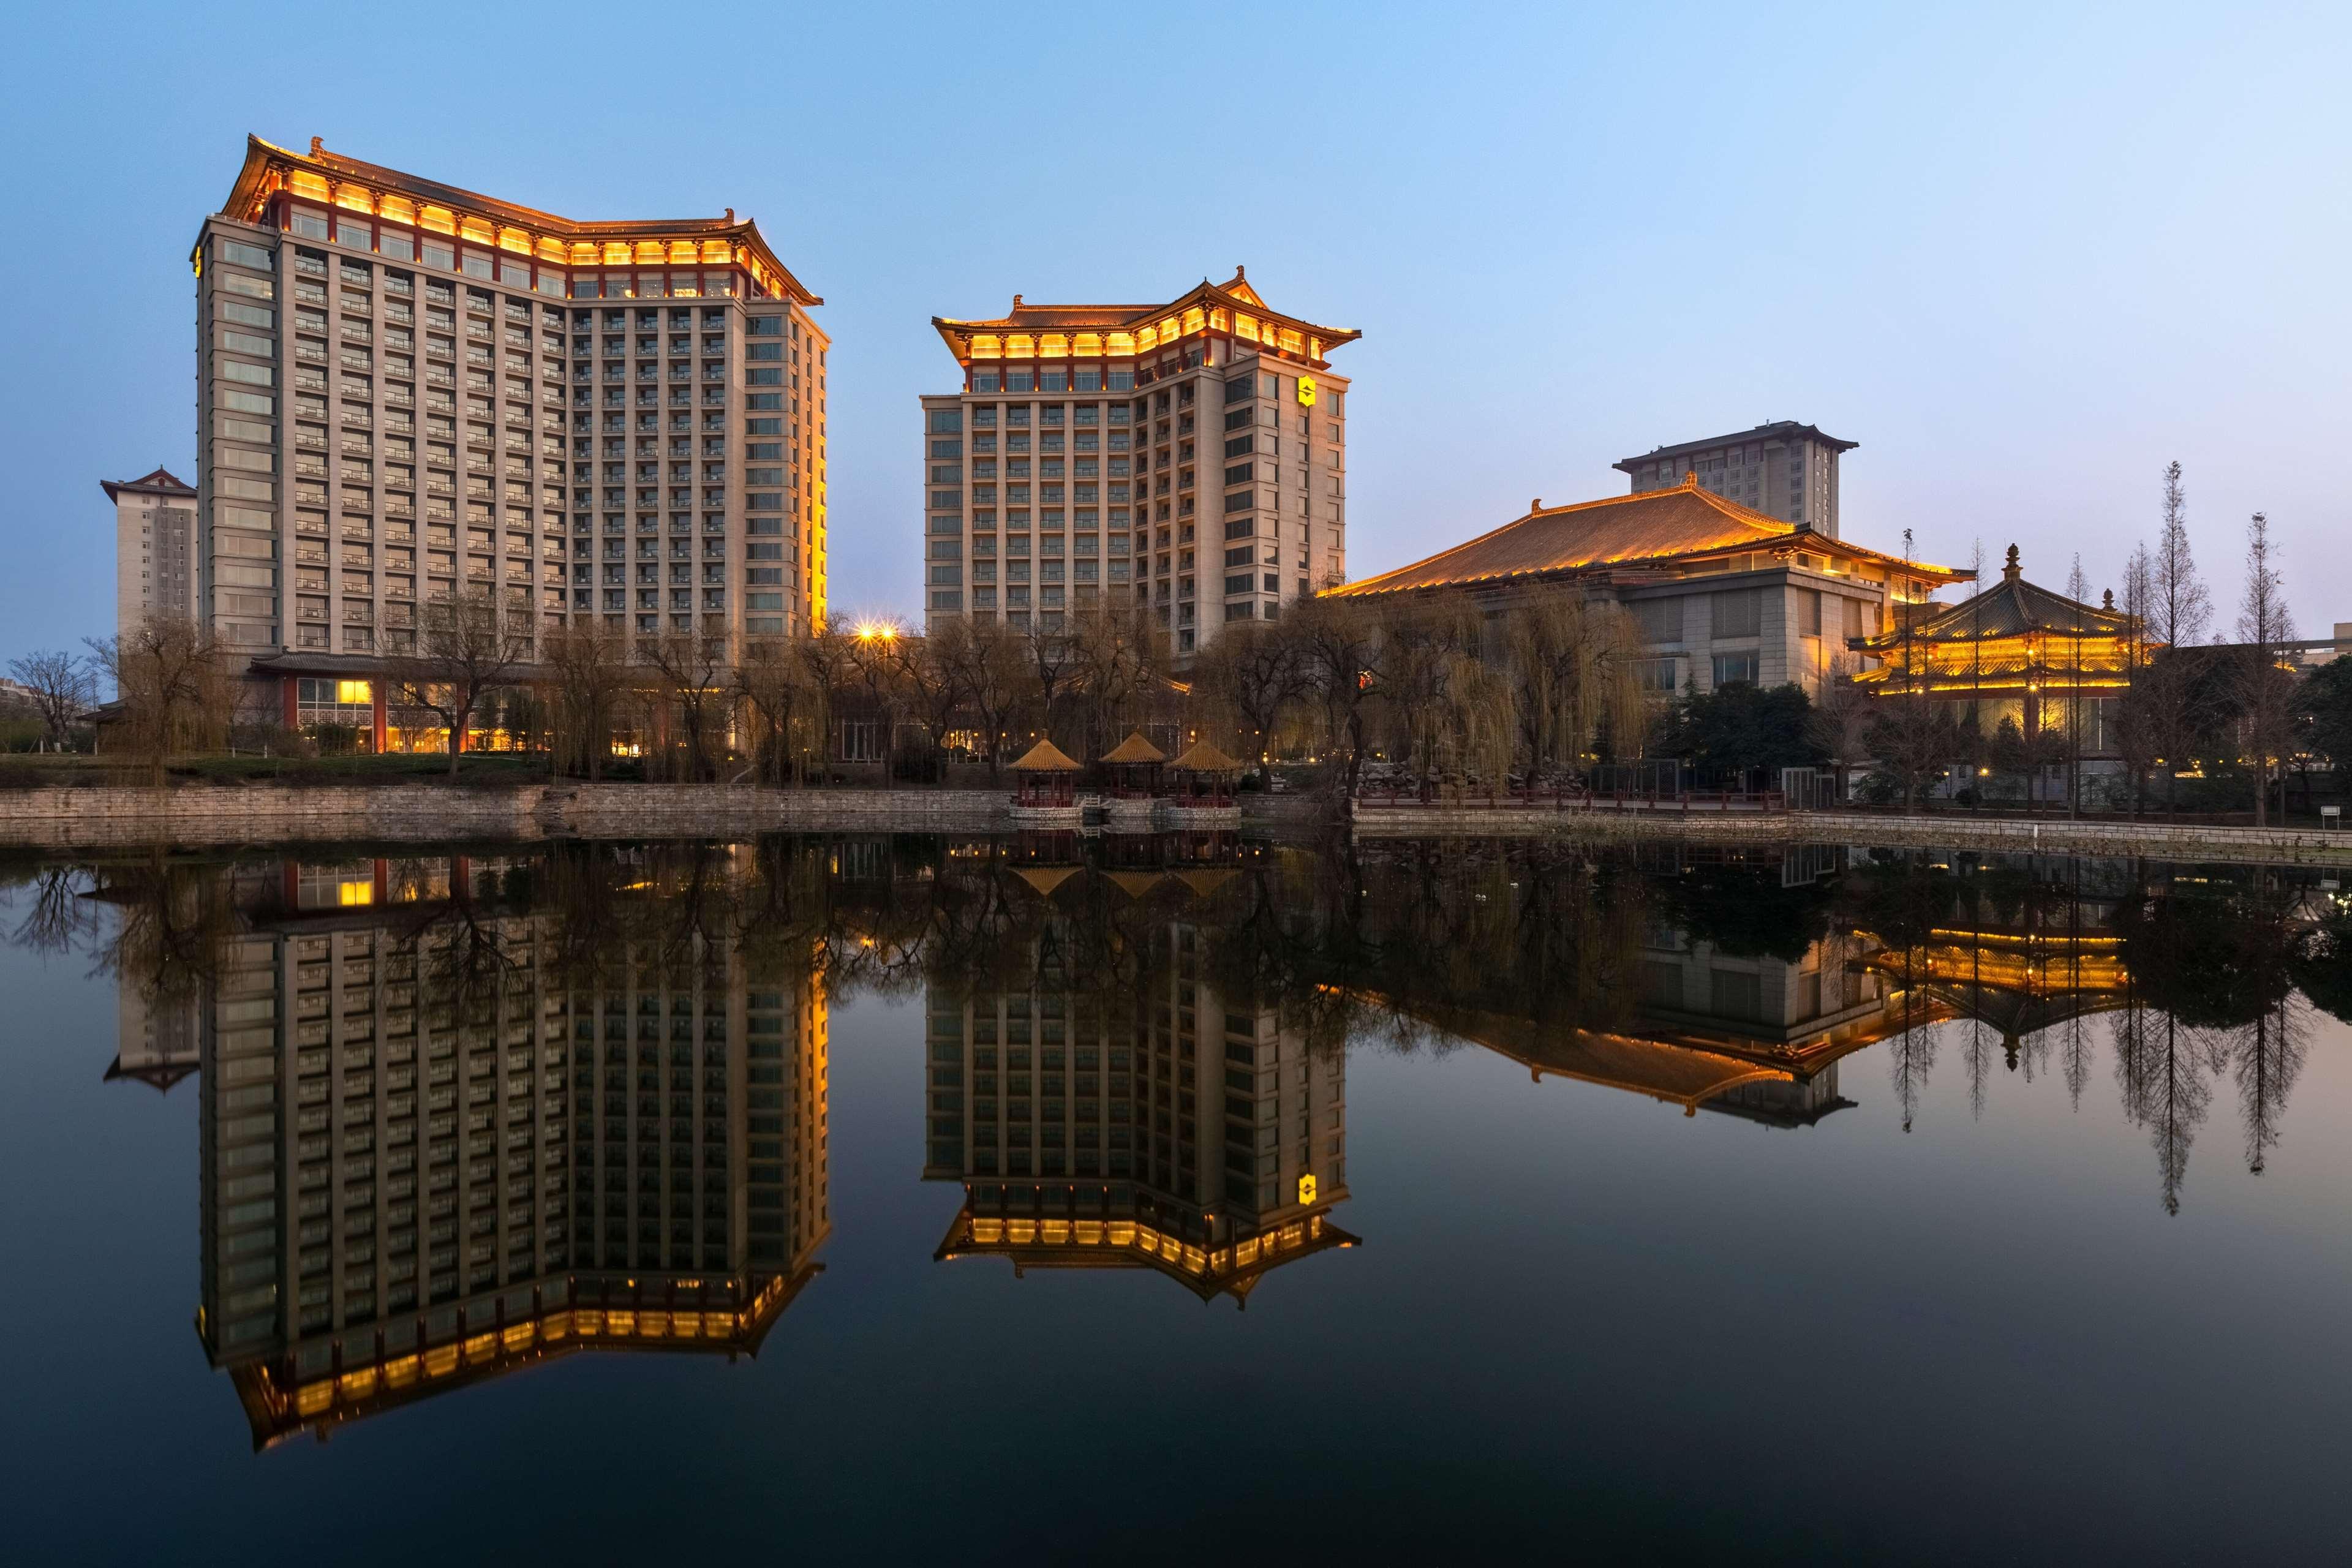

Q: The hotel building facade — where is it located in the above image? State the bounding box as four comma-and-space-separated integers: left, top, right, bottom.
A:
102, 467, 200, 634
193, 137, 827, 733
1616, 421, 1855, 537
921, 270, 1354, 656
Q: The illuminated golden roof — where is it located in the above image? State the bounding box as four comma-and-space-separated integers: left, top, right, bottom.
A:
1326, 476, 1968, 599
1856, 546, 2139, 645
932, 268, 1359, 367
215, 135, 821, 306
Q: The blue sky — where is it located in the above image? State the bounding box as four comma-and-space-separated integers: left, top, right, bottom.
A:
2, 1, 2346, 662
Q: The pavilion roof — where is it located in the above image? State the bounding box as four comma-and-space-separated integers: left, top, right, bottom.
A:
1100, 731, 1167, 764
100, 467, 196, 503
1012, 866, 1080, 897
1325, 476, 1967, 599
1009, 738, 1083, 772
1856, 547, 2138, 644
1167, 739, 1241, 773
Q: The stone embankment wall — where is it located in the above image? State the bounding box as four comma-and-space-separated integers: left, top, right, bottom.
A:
0, 783, 1009, 850
3, 782, 2342, 864
1349, 802, 2352, 864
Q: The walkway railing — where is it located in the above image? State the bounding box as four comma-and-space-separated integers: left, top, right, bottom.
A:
1353, 784, 1787, 813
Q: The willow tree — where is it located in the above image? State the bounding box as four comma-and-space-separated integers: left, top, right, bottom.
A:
84, 614, 235, 786
1373, 597, 1517, 796
1499, 594, 1646, 785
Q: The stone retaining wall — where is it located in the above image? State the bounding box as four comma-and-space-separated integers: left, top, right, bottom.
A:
4, 781, 2342, 864
1349, 801, 2352, 864
0, 783, 1011, 850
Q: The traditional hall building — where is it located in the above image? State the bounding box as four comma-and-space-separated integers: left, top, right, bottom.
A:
1849, 543, 2143, 756
1324, 472, 1967, 696
193, 135, 827, 745
921, 269, 1355, 656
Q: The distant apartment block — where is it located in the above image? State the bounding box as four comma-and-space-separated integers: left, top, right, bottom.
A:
1616, 422, 1854, 538
922, 269, 1354, 655
192, 136, 826, 728
102, 467, 200, 633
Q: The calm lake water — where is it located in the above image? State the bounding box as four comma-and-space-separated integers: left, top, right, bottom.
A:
1, 834, 2347, 1565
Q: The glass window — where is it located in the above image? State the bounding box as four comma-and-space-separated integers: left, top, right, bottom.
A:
1711, 651, 1760, 687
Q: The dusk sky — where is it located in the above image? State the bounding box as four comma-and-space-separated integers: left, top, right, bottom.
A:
3, 1, 2346, 663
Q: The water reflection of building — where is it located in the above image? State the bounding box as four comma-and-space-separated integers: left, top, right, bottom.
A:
110, 990, 202, 1092
192, 853, 828, 1447
925, 892, 1357, 1306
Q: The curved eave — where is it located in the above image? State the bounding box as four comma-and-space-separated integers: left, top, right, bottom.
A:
217, 135, 821, 306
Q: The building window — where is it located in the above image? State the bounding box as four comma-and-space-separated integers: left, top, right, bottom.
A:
295, 677, 374, 749
1711, 588, 1762, 639
1634, 657, 1679, 694
1711, 652, 1760, 687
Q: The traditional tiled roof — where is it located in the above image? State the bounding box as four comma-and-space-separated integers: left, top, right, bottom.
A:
1167, 739, 1242, 772
215, 135, 820, 305
1099, 731, 1166, 764
1858, 546, 2136, 644
1327, 476, 1967, 599
1009, 738, 1082, 772
931, 268, 1358, 365
100, 467, 196, 503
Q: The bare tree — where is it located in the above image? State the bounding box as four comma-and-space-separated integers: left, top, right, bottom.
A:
639, 630, 733, 782
737, 635, 813, 785
384, 587, 532, 777
1194, 620, 1305, 769
2152, 461, 2212, 650
943, 615, 1033, 782
2115, 544, 2160, 812
83, 614, 233, 787
1807, 654, 1875, 803
1065, 603, 1161, 761
1289, 587, 1383, 797
2235, 510, 2297, 827
5, 649, 93, 752
1020, 620, 1084, 748
845, 625, 907, 777
892, 626, 971, 784
793, 619, 859, 782
543, 619, 629, 780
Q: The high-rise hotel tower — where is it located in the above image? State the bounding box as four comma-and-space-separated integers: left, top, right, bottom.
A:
922, 270, 1355, 655
194, 137, 826, 707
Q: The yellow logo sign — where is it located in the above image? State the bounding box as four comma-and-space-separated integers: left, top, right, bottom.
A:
1297, 1174, 1318, 1204
1297, 375, 1317, 407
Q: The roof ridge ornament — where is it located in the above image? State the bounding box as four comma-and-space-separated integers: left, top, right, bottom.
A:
1683, 470, 1698, 489
2003, 543, 2022, 582
309, 135, 324, 156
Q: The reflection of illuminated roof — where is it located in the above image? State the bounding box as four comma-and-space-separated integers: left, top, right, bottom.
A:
936, 1205, 1356, 1306
1858, 926, 2134, 1044
222, 1267, 818, 1450
1012, 866, 1081, 898
1106, 871, 1167, 900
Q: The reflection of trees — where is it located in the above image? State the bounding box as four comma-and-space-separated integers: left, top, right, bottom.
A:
88, 852, 239, 1018
3, 861, 100, 959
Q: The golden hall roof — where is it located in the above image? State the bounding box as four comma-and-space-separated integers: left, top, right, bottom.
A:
1100, 731, 1167, 764
1856, 546, 2138, 645
1326, 475, 1968, 600
1009, 738, 1083, 772
215, 135, 821, 306
932, 268, 1359, 366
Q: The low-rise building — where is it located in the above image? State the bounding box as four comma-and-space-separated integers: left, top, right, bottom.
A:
1324, 473, 1966, 696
